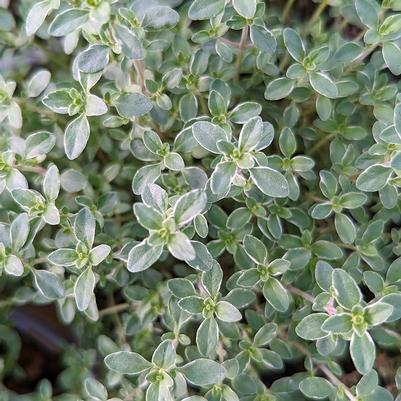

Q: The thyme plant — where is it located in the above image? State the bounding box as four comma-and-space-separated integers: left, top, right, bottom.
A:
1, 0, 401, 400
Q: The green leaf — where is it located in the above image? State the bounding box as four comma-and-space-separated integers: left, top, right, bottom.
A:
356, 164, 392, 192
5, 255, 24, 276
335, 213, 356, 244
168, 278, 196, 298
283, 28, 305, 62
321, 313, 352, 334
48, 248, 77, 266
224, 288, 255, 308
48, 8, 89, 37
254, 323, 277, 346
210, 161, 236, 195
265, 78, 294, 101
104, 351, 152, 375
295, 313, 329, 340
43, 164, 60, 201
197, 317, 219, 356
84, 378, 107, 401
394, 103, 401, 136
229, 102, 262, 124
168, 232, 195, 261
115, 93, 153, 119
27, 70, 51, 98
185, 241, 215, 272
208, 90, 227, 117
233, 0, 256, 18
152, 340, 176, 369
355, 0, 379, 28
134, 203, 164, 230
42, 89, 72, 114
26, 0, 58, 36
238, 117, 263, 152
364, 302, 393, 326
90, 244, 111, 266
180, 359, 225, 386
178, 296, 204, 314
10, 213, 29, 251
33, 269, 65, 300
188, 0, 225, 20
132, 164, 162, 195
311, 240, 343, 260
64, 113, 90, 160
74, 266, 95, 311
350, 331, 375, 374
250, 167, 289, 198
386, 257, 401, 283
164, 152, 185, 171
309, 72, 338, 99
262, 277, 289, 312
142, 184, 168, 213
202, 264, 223, 297
192, 121, 229, 154
243, 234, 267, 264
383, 42, 401, 75
300, 377, 335, 400
127, 241, 163, 272
78, 45, 109, 73
142, 6, 179, 30
115, 24, 143, 60
250, 25, 276, 53
332, 269, 362, 310
215, 301, 242, 322
74, 208, 95, 248
25, 131, 56, 159
174, 189, 207, 226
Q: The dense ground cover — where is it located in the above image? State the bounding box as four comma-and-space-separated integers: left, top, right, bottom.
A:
1, 0, 401, 400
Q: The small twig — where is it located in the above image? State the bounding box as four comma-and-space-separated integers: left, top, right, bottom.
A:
284, 334, 357, 401
308, 0, 330, 29
16, 165, 47, 175
16, 98, 65, 124
282, 0, 295, 23
99, 303, 129, 317
235, 25, 250, 83
220, 37, 253, 49
133, 60, 148, 94
306, 133, 336, 156
345, 43, 379, 73
31, 257, 48, 266
319, 364, 358, 401
287, 285, 315, 303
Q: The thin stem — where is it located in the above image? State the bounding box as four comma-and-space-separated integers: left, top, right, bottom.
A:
16, 98, 65, 124
319, 364, 358, 401
106, 295, 126, 344
306, 133, 336, 156
99, 303, 129, 317
235, 25, 250, 83
284, 334, 357, 401
279, 53, 290, 73
335, 242, 357, 251
133, 60, 147, 94
220, 37, 242, 49
308, 0, 330, 28
16, 165, 47, 175
345, 43, 379, 73
197, 90, 208, 116
31, 257, 48, 266
287, 285, 315, 303
282, 0, 295, 23
220, 37, 253, 49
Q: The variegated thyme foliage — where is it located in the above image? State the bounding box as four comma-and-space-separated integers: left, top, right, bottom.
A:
1, 0, 401, 400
